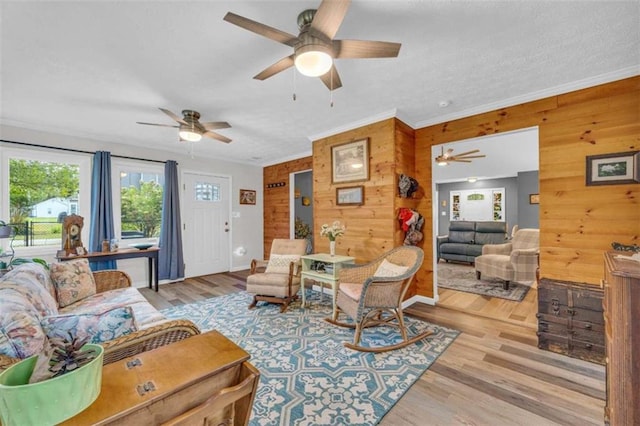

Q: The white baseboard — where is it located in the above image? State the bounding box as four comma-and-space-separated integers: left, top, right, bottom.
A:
402, 294, 438, 308
231, 264, 251, 272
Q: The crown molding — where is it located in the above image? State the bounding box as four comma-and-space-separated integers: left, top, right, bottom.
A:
414, 66, 640, 128
307, 108, 399, 141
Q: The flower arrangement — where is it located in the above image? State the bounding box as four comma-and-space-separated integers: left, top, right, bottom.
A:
294, 217, 312, 240
320, 221, 345, 241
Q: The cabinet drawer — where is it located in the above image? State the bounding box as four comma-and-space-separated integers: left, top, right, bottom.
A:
571, 307, 604, 325
538, 285, 569, 306
571, 339, 605, 364
572, 288, 603, 311
537, 332, 569, 356
571, 326, 605, 347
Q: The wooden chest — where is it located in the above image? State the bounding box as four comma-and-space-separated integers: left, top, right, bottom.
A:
537, 278, 605, 364
61, 330, 259, 426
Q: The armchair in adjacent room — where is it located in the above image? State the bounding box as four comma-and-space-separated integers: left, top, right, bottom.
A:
246, 238, 307, 313
474, 228, 540, 290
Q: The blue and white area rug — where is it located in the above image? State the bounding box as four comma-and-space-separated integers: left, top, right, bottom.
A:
162, 291, 459, 426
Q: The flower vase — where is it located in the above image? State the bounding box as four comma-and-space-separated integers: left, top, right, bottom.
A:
329, 240, 336, 256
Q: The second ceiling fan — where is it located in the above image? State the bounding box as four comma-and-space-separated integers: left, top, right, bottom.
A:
435, 147, 486, 166
223, 0, 401, 91
137, 108, 232, 143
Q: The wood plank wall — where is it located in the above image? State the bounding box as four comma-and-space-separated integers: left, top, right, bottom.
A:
263, 156, 313, 257
416, 76, 640, 290
263, 76, 639, 297
311, 118, 417, 267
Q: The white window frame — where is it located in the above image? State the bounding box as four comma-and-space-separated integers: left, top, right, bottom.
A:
0, 147, 91, 257
111, 159, 164, 243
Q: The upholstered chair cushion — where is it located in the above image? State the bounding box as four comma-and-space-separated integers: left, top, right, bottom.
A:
0, 263, 57, 306
374, 259, 409, 277
50, 258, 97, 307
246, 274, 301, 298
265, 254, 301, 274
41, 306, 138, 344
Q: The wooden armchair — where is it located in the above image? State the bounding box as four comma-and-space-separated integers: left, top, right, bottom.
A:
326, 246, 431, 352
246, 239, 307, 313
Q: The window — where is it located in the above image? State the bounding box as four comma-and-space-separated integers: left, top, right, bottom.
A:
114, 162, 164, 240
0, 148, 90, 253
195, 182, 220, 201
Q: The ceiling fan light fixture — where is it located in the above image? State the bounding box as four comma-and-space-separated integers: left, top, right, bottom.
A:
467, 177, 478, 183
179, 126, 202, 142
294, 43, 333, 77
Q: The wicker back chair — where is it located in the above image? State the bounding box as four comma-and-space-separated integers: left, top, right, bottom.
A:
326, 246, 431, 352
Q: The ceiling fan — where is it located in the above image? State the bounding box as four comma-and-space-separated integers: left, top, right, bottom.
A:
223, 0, 401, 91
137, 108, 232, 143
435, 147, 486, 166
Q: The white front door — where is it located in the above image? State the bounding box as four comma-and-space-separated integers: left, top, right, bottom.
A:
182, 172, 231, 277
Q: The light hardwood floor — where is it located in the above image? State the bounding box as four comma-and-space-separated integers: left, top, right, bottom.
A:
139, 271, 605, 426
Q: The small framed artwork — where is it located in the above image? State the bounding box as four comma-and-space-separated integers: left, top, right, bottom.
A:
332, 138, 369, 183
529, 194, 540, 204
75, 247, 86, 255
239, 189, 256, 205
586, 151, 640, 186
336, 186, 364, 206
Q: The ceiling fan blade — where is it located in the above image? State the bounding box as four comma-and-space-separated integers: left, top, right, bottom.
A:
452, 149, 480, 157
254, 55, 295, 80
203, 131, 232, 144
159, 108, 187, 125
319, 65, 342, 91
455, 155, 486, 160
201, 121, 231, 130
223, 12, 298, 47
310, 0, 351, 41
333, 39, 401, 58
136, 122, 179, 128
449, 159, 472, 163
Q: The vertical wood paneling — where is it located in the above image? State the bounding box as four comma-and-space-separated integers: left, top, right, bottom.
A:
264, 76, 639, 299
263, 157, 312, 257
416, 76, 640, 290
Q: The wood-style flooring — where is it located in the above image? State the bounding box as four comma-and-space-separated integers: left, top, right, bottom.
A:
139, 271, 605, 426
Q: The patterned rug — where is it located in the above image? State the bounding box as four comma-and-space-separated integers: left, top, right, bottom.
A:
162, 291, 458, 426
438, 262, 531, 301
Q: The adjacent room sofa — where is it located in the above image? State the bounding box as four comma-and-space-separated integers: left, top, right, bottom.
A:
0, 260, 200, 371
437, 221, 507, 263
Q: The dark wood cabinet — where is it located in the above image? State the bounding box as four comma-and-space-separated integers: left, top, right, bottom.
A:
603, 251, 640, 425
537, 278, 605, 364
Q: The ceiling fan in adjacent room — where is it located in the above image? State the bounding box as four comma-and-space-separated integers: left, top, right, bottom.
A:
435, 147, 486, 166
223, 0, 401, 91
137, 108, 232, 143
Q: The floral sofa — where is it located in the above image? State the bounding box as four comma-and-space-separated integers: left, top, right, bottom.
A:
0, 260, 199, 371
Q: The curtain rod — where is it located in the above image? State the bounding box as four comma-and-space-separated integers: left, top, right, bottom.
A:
0, 139, 168, 164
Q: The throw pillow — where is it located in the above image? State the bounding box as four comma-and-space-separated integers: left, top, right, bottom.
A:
374, 259, 409, 277
50, 258, 97, 308
265, 254, 301, 274
41, 306, 137, 344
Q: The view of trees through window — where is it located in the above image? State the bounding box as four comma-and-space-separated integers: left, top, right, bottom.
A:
8, 159, 80, 247
120, 171, 164, 239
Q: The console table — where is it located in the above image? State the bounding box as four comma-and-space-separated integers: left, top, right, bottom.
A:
57, 247, 160, 291
62, 330, 259, 426
300, 253, 355, 316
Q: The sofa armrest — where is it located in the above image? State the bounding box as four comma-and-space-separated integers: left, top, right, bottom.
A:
510, 248, 539, 265
93, 270, 132, 293
482, 242, 512, 256
436, 235, 449, 260
101, 319, 200, 365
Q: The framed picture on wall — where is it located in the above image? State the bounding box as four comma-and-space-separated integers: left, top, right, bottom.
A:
331, 138, 369, 183
239, 189, 256, 205
529, 193, 540, 204
586, 151, 640, 186
336, 186, 364, 206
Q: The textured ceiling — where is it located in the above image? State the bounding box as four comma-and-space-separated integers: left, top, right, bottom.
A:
1, 1, 638, 167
